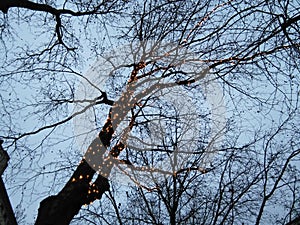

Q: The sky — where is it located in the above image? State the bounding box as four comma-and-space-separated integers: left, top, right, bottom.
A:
0, 1, 299, 224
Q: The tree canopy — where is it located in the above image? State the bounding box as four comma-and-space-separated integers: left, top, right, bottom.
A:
0, 0, 299, 224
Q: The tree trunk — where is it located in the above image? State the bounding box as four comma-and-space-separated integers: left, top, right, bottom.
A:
35, 160, 109, 225
0, 140, 18, 225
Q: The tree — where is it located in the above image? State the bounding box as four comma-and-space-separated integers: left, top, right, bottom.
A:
0, 0, 299, 224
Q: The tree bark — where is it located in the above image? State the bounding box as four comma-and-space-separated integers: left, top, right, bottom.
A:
35, 118, 114, 225
35, 160, 109, 225
0, 140, 18, 225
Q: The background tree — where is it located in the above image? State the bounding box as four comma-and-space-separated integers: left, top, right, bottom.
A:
0, 0, 299, 224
